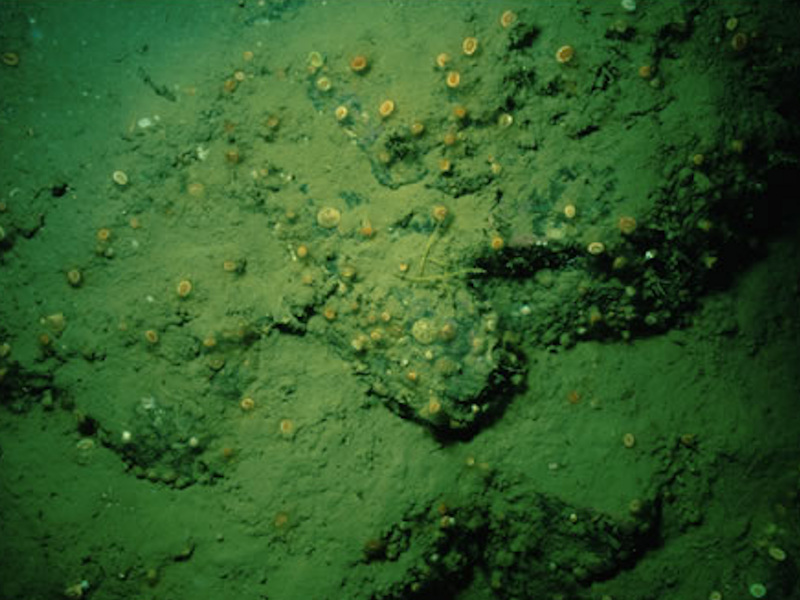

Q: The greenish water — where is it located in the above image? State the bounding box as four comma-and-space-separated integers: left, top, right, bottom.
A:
1, 1, 799, 599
